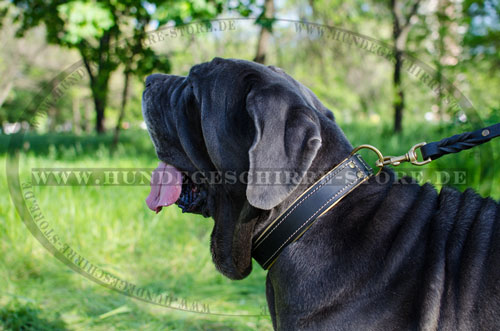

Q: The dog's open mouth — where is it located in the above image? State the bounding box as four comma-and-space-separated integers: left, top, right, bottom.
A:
146, 162, 209, 216
177, 174, 208, 214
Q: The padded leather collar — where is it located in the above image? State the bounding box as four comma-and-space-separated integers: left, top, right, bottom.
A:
252, 154, 373, 269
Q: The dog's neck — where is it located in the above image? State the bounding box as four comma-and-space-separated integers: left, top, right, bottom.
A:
265, 170, 395, 326
254, 120, 396, 325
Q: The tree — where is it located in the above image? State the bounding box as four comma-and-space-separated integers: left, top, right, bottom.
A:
111, 38, 170, 150
463, 0, 500, 69
431, 0, 462, 120
6, 0, 224, 133
390, 0, 421, 132
0, 10, 82, 127
254, 0, 275, 64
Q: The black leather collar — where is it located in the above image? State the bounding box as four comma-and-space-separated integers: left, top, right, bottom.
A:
252, 153, 373, 269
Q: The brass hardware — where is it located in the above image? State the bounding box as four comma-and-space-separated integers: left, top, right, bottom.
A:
351, 142, 433, 176
350, 144, 385, 176
482, 129, 490, 137
375, 142, 432, 167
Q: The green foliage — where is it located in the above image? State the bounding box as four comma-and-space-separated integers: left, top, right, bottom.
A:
154, 0, 225, 23
57, 1, 114, 44
1, 88, 38, 123
227, 0, 256, 18
5, 0, 227, 132
463, 0, 500, 66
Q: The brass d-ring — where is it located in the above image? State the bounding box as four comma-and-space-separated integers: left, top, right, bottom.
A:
350, 144, 385, 176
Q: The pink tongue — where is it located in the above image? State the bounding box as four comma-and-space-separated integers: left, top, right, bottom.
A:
146, 162, 183, 213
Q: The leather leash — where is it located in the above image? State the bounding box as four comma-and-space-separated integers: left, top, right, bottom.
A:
421, 122, 500, 161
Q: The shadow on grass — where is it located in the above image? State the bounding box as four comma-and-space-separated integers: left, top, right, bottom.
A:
0, 302, 67, 331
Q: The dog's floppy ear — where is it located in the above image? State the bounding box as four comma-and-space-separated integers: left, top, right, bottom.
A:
246, 86, 322, 210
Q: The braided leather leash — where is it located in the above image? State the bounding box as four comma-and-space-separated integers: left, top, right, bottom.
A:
352, 123, 500, 171
420, 123, 500, 161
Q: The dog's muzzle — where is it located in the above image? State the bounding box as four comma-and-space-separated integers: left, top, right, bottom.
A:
146, 162, 210, 217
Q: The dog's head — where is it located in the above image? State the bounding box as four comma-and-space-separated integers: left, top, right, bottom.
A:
142, 57, 352, 279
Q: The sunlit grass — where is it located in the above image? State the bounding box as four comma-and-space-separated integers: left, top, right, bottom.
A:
1, 123, 498, 329
1, 130, 271, 330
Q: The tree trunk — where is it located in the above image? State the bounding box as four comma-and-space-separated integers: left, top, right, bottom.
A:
112, 70, 130, 151
93, 96, 106, 133
393, 49, 404, 133
47, 108, 56, 132
84, 101, 92, 133
436, 0, 445, 120
390, 0, 420, 133
72, 96, 81, 135
254, 0, 274, 64
90, 75, 110, 134
79, 34, 111, 134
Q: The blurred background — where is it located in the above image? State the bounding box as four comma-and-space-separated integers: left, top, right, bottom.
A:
1, 0, 499, 329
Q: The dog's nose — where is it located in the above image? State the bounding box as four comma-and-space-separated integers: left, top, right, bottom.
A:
145, 73, 168, 87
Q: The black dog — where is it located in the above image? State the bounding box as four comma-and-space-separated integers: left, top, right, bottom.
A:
142, 58, 500, 330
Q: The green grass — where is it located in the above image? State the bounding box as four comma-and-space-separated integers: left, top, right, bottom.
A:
1, 130, 271, 330
1, 124, 499, 330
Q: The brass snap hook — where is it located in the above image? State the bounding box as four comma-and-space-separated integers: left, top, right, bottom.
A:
351, 142, 433, 176
374, 142, 432, 168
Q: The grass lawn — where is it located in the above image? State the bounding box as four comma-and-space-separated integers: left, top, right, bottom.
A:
1, 123, 498, 330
